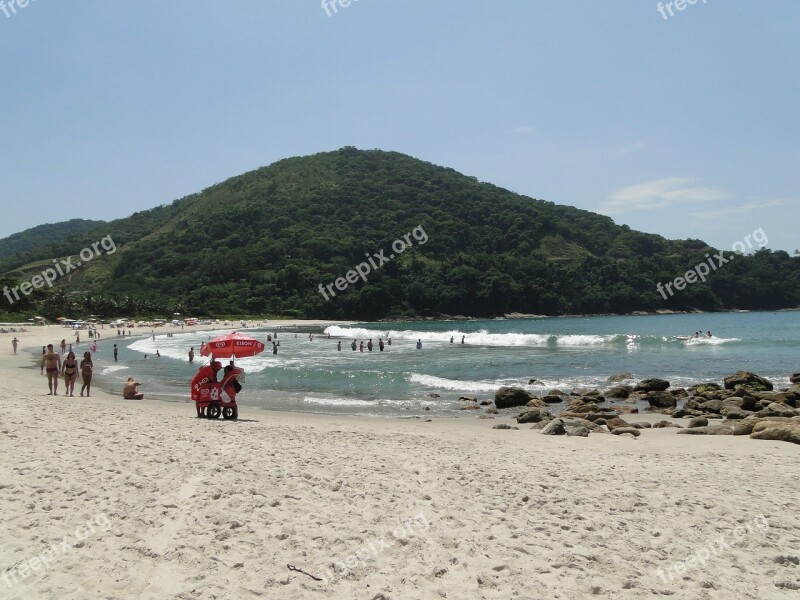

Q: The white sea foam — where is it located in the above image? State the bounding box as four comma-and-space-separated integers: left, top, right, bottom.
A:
683, 336, 741, 346
99, 365, 128, 375
324, 326, 620, 347
408, 373, 517, 392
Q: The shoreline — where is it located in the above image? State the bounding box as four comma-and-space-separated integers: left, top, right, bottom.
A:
3, 324, 800, 599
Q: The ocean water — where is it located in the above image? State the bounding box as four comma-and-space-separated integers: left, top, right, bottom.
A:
88, 311, 798, 417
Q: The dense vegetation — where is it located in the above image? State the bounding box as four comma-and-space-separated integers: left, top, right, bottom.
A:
0, 219, 105, 261
2, 148, 799, 321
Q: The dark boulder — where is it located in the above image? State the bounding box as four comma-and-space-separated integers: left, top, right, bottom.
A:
494, 386, 532, 409
723, 371, 773, 391
647, 391, 677, 409
516, 408, 554, 424
634, 378, 670, 392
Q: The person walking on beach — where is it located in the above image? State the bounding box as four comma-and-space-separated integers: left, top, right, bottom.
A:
75, 331, 80, 345
80, 351, 93, 397
62, 351, 79, 396
113, 344, 118, 362
60, 339, 66, 354
41, 344, 62, 395
189, 347, 195, 363
11, 337, 18, 355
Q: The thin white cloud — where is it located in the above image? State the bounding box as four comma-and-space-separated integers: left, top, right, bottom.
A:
600, 177, 729, 213
619, 142, 646, 155
690, 199, 787, 220
513, 126, 535, 134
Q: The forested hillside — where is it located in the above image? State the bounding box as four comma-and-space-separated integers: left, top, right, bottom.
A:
2, 148, 798, 320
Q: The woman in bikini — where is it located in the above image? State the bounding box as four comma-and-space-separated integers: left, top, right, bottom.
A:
80, 351, 93, 397
62, 351, 79, 397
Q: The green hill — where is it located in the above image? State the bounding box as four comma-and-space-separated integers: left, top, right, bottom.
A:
0, 219, 106, 260
2, 148, 798, 320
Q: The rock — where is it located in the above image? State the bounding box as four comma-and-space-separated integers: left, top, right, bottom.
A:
689, 417, 709, 428
540, 418, 566, 436
671, 388, 688, 398
428, 393, 441, 398
630, 422, 652, 429
492, 424, 519, 430
566, 426, 590, 437
459, 396, 478, 402
758, 403, 798, 418
733, 416, 797, 436
750, 421, 800, 444
528, 379, 545, 386
571, 388, 603, 398
486, 408, 499, 414
479, 401, 491, 406
547, 389, 566, 397
494, 386, 532, 409
723, 371, 773, 391
720, 407, 747, 420
561, 417, 598, 430
758, 392, 798, 408
516, 408, 553, 424
646, 391, 677, 409
677, 424, 734, 435
698, 399, 723, 414
541, 394, 564, 404
634, 378, 670, 392
609, 405, 638, 414
565, 398, 599, 413
610, 427, 640, 437
693, 383, 722, 394
605, 417, 630, 431
607, 372, 633, 382
617, 432, 638, 439
605, 386, 631, 398
790, 373, 800, 384
653, 420, 683, 428
460, 404, 481, 410
525, 397, 547, 408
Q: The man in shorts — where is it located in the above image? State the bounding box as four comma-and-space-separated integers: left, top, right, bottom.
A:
41, 344, 62, 395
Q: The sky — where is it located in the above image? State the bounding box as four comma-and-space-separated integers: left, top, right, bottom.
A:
1, 0, 798, 252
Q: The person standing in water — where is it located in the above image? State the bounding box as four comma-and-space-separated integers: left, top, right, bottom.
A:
337, 341, 342, 351
359, 341, 364, 352
450, 336, 454, 344
378, 339, 384, 351
189, 347, 195, 363
461, 335, 465, 344
273, 341, 278, 354
416, 339, 422, 350
367, 339, 373, 351
351, 339, 357, 351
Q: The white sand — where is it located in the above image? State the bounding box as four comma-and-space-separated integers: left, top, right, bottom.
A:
1, 325, 799, 599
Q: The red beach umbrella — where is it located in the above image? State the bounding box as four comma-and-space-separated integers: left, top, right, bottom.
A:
200, 332, 266, 360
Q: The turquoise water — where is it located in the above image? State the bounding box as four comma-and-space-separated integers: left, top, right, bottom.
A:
88, 311, 798, 417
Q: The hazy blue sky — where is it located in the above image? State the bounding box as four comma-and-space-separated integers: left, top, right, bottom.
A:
1, 1, 798, 252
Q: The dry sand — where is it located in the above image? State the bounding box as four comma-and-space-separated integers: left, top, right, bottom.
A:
1, 325, 799, 599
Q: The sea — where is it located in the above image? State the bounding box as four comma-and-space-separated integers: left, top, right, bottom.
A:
75, 311, 798, 418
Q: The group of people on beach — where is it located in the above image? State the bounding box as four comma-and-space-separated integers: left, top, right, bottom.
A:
40, 344, 93, 397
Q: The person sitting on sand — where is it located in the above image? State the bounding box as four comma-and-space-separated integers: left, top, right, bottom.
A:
123, 377, 144, 400
62, 351, 79, 397
41, 344, 62, 395
80, 351, 93, 397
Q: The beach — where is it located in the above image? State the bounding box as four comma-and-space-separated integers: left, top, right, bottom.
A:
1, 325, 799, 599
